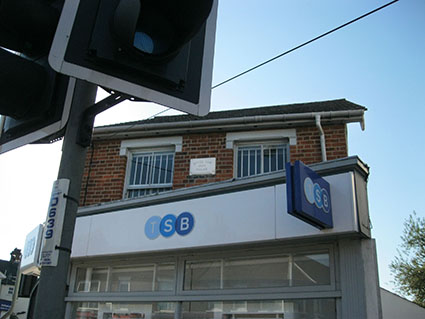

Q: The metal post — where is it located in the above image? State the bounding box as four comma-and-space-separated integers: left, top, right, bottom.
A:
33, 80, 97, 319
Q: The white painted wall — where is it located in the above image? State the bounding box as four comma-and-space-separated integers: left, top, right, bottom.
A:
381, 288, 425, 319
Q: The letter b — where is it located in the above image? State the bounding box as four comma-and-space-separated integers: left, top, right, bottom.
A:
176, 212, 194, 236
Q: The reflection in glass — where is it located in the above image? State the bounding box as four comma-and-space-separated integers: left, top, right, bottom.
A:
75, 267, 108, 292
75, 263, 175, 293
182, 299, 336, 319
292, 253, 330, 286
72, 302, 175, 319
184, 252, 330, 291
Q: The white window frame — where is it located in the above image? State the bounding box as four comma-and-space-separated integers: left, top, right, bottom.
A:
120, 137, 182, 198
235, 142, 289, 178
226, 130, 296, 179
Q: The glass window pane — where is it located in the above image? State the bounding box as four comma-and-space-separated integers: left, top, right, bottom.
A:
160, 155, 167, 183
277, 147, 284, 170
249, 149, 256, 176
264, 148, 270, 173
238, 146, 262, 178
141, 155, 150, 185
155, 263, 176, 291
237, 150, 242, 178
110, 265, 153, 292
184, 260, 221, 290
182, 299, 336, 319
223, 256, 289, 289
129, 158, 136, 185
292, 253, 330, 286
242, 150, 248, 177
270, 148, 277, 171
72, 302, 175, 319
166, 154, 174, 183
256, 149, 261, 174
134, 157, 143, 185
74, 267, 108, 292
153, 155, 161, 184
110, 263, 175, 292
183, 252, 330, 291
127, 151, 174, 198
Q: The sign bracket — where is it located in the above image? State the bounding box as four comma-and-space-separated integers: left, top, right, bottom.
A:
77, 91, 137, 147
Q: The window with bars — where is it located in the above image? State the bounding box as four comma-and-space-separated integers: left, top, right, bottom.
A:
236, 144, 289, 178
126, 150, 175, 198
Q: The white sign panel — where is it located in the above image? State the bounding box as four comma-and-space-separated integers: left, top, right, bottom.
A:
72, 172, 359, 258
190, 158, 216, 175
20, 224, 43, 275
40, 179, 70, 267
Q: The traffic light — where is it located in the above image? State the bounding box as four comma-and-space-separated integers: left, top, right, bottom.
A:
49, 0, 218, 116
0, 0, 73, 154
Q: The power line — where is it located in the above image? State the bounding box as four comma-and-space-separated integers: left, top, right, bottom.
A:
211, 0, 399, 90
110, 0, 400, 129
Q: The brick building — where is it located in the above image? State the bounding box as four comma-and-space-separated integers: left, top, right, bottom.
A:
79, 98, 365, 206
67, 98, 382, 319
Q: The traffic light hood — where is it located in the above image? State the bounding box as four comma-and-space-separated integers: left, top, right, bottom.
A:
112, 0, 214, 62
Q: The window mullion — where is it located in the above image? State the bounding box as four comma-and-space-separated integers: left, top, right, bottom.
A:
261, 145, 264, 174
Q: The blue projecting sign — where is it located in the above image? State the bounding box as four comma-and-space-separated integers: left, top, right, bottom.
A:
286, 161, 333, 229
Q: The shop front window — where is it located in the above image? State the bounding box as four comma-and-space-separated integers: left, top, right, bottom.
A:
72, 302, 175, 319
75, 262, 175, 293
69, 248, 335, 319
182, 299, 336, 319
184, 252, 329, 291
71, 299, 335, 319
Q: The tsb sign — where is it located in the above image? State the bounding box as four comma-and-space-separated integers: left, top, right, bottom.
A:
286, 161, 333, 229
145, 212, 194, 240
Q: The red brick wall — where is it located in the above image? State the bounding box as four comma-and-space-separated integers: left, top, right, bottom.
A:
79, 124, 347, 206
80, 140, 127, 206
173, 133, 234, 189
290, 124, 347, 164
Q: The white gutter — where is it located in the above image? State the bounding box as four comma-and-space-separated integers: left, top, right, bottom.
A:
93, 109, 365, 139
315, 114, 327, 162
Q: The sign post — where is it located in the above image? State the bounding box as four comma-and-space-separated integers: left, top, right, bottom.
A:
32, 80, 97, 319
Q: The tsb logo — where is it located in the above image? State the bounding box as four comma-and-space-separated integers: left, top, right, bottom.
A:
303, 177, 330, 214
145, 212, 194, 240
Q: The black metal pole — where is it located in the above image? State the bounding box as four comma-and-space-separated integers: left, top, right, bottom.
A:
33, 79, 97, 319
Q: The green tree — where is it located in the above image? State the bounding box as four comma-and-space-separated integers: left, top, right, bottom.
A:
390, 211, 425, 307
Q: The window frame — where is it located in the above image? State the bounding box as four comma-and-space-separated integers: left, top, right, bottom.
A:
123, 147, 176, 199
120, 136, 182, 199
234, 141, 290, 179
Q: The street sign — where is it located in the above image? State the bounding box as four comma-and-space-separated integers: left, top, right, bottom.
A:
286, 161, 333, 229
40, 179, 70, 267
21, 225, 44, 275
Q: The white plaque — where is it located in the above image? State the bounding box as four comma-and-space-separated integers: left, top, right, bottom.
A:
189, 158, 216, 175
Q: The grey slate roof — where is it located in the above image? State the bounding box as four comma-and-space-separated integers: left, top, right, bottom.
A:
99, 99, 366, 128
